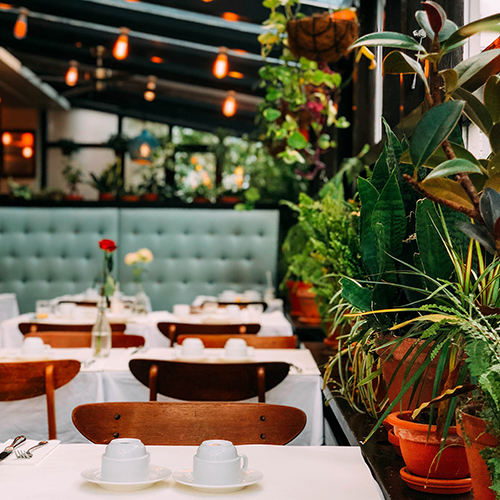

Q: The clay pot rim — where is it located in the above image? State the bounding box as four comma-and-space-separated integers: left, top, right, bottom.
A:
458, 408, 499, 447
400, 466, 472, 489
386, 410, 459, 436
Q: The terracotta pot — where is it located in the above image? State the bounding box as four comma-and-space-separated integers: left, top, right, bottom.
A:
285, 280, 310, 317
386, 411, 469, 480
142, 193, 159, 202
378, 336, 446, 410
458, 411, 498, 500
121, 195, 140, 202
65, 194, 83, 201
220, 196, 241, 204
296, 286, 321, 323
388, 429, 402, 456
99, 192, 115, 201
194, 196, 210, 203
323, 322, 350, 349
287, 10, 359, 63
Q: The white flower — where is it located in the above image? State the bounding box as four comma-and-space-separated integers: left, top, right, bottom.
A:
124, 252, 139, 266
137, 248, 154, 263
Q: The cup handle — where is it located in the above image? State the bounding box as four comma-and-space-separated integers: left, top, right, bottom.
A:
239, 454, 248, 471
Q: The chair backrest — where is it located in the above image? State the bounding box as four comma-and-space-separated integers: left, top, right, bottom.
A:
0, 359, 80, 439
25, 332, 145, 349
202, 301, 268, 312
129, 359, 290, 403
18, 322, 127, 334
177, 334, 297, 349
157, 322, 261, 343
72, 402, 306, 445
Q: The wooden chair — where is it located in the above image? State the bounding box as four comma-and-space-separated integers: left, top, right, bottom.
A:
129, 359, 290, 403
177, 334, 298, 349
25, 332, 145, 349
18, 322, 127, 335
157, 322, 261, 343
0, 359, 80, 439
72, 402, 306, 445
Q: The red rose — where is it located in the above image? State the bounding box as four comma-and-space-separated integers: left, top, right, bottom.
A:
99, 239, 117, 253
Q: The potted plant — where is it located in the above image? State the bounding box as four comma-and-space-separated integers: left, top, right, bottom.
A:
63, 164, 84, 201
89, 161, 123, 201
105, 133, 130, 156
7, 178, 32, 200
257, 1, 356, 178
57, 139, 80, 157
120, 186, 141, 203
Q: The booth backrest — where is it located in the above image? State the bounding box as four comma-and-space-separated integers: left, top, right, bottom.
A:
0, 207, 279, 313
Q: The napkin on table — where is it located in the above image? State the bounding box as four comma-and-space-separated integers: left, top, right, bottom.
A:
0, 439, 60, 465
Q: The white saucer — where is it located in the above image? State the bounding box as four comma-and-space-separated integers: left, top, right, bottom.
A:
172, 469, 263, 492
81, 465, 171, 491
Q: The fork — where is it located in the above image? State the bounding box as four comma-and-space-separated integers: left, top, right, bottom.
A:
15, 441, 48, 459
288, 363, 303, 373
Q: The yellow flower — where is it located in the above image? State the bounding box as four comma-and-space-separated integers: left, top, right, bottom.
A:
195, 164, 203, 172
137, 248, 154, 263
355, 46, 376, 70
234, 166, 244, 176
124, 252, 138, 266
190, 156, 198, 165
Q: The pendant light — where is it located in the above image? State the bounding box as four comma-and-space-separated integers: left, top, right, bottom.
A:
129, 130, 160, 165
213, 47, 228, 79
65, 61, 79, 86
113, 27, 130, 60
144, 76, 157, 101
223, 91, 237, 117
13, 7, 28, 39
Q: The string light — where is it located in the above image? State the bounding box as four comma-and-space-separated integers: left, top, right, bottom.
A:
223, 91, 237, 117
113, 27, 130, 60
2, 132, 12, 146
21, 132, 33, 146
144, 90, 155, 101
65, 60, 79, 86
13, 7, 28, 40
144, 76, 156, 101
22, 146, 33, 159
213, 47, 228, 79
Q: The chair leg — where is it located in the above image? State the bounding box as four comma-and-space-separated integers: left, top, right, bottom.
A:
45, 364, 57, 440
149, 364, 158, 401
257, 366, 266, 403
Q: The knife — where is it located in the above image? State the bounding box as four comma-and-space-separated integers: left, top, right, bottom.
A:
0, 436, 26, 462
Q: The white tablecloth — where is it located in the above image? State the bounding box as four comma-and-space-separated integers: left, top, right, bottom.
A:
0, 293, 19, 324
0, 310, 293, 349
0, 348, 323, 446
0, 444, 384, 500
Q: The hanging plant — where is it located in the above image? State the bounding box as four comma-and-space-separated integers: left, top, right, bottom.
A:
257, 0, 358, 178
57, 139, 80, 157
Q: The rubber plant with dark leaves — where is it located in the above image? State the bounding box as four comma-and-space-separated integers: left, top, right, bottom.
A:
336, 1, 500, 442
257, 0, 358, 179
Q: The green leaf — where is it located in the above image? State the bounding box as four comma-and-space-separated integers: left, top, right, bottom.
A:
103, 275, 116, 298
490, 122, 500, 154
422, 1, 446, 36
415, 141, 480, 168
419, 177, 475, 211
452, 87, 493, 134
454, 49, 500, 93
349, 32, 426, 52
425, 158, 482, 180
442, 13, 500, 51
263, 108, 282, 122
371, 170, 407, 268
358, 177, 380, 276
287, 130, 308, 149
485, 75, 500, 124
488, 153, 500, 177
370, 146, 390, 192
440, 69, 458, 95
415, 11, 458, 41
340, 277, 372, 312
383, 51, 430, 95
410, 101, 465, 168
383, 117, 403, 173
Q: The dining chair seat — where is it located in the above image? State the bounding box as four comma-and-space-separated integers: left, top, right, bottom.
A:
18, 322, 127, 335
176, 334, 297, 349
157, 322, 260, 343
25, 332, 145, 349
129, 359, 290, 403
0, 359, 80, 439
72, 402, 306, 445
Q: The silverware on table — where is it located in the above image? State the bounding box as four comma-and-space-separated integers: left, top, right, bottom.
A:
289, 363, 303, 373
83, 358, 96, 368
15, 440, 48, 459
0, 435, 26, 463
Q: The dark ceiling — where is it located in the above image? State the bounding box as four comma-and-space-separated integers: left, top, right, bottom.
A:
0, 0, 346, 134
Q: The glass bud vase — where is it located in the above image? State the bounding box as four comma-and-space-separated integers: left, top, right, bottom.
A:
134, 283, 148, 315
91, 297, 112, 357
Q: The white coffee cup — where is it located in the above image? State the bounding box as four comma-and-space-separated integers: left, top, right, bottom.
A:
243, 290, 261, 302
180, 337, 204, 358
225, 305, 241, 318
224, 338, 252, 359
101, 438, 150, 483
193, 440, 248, 485
173, 304, 191, 317
57, 302, 76, 317
21, 336, 50, 357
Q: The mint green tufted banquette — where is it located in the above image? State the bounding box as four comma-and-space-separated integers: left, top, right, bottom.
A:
0, 207, 279, 313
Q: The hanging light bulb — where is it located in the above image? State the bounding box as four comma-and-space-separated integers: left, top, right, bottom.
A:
113, 27, 130, 60
223, 91, 237, 117
65, 60, 79, 86
2, 132, 12, 146
22, 146, 33, 159
213, 47, 228, 79
144, 90, 156, 101
13, 7, 28, 40
144, 75, 156, 101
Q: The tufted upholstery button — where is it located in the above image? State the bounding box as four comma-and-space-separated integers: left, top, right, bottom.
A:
183, 280, 188, 285
220, 256, 226, 261
171, 255, 177, 259
157, 280, 162, 284
259, 232, 265, 237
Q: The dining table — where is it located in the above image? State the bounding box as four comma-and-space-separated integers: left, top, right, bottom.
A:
0, 347, 323, 446
0, 443, 384, 500
0, 310, 294, 349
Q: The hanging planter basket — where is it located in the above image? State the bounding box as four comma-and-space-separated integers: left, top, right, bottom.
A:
287, 10, 359, 63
